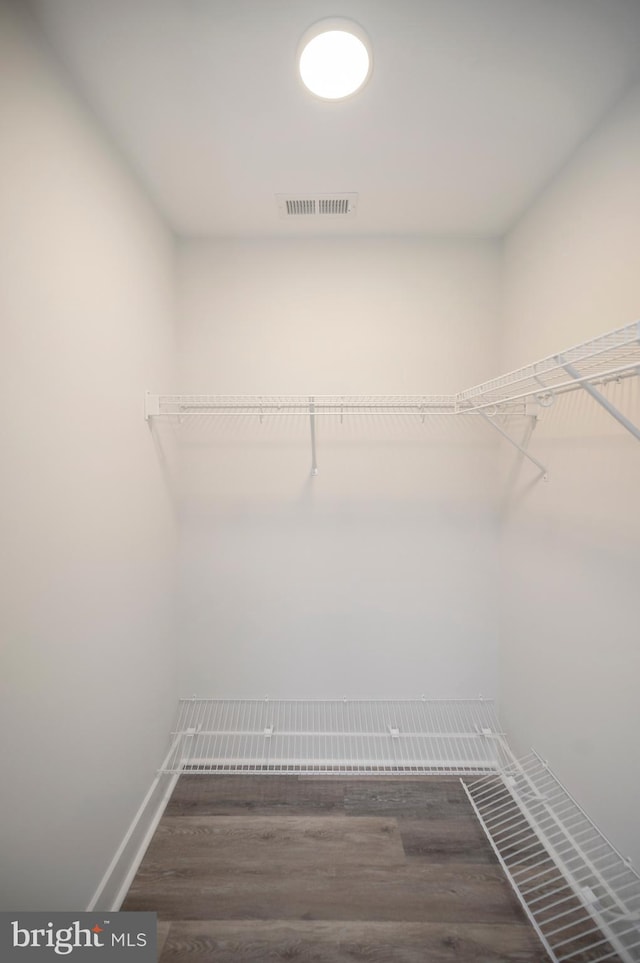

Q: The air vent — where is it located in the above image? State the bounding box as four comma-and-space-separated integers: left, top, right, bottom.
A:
276, 193, 358, 219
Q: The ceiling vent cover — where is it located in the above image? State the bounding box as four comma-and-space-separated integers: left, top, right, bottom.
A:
277, 193, 358, 218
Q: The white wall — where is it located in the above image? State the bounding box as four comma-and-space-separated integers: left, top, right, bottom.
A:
500, 84, 640, 868
174, 238, 503, 699
0, 0, 178, 909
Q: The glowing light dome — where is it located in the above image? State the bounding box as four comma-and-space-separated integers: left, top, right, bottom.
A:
298, 21, 372, 101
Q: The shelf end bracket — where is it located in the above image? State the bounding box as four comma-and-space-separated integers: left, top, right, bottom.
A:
145, 392, 160, 422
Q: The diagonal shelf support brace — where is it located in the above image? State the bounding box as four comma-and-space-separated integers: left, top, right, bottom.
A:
480, 410, 548, 481
560, 359, 640, 441
309, 396, 318, 476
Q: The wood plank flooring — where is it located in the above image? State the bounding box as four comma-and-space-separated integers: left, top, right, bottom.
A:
122, 775, 549, 961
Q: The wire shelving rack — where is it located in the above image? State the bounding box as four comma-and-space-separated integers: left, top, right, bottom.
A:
463, 749, 640, 963
458, 321, 640, 413
158, 699, 640, 962
160, 698, 505, 775
146, 321, 640, 420
147, 393, 463, 418
145, 322, 640, 477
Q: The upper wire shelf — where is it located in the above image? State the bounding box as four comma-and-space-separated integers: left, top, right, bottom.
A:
458, 321, 640, 413
151, 393, 462, 418
146, 322, 640, 420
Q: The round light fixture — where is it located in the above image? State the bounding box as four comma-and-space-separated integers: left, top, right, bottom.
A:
298, 19, 372, 101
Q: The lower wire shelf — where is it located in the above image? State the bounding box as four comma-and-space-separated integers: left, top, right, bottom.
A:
158, 699, 639, 963
160, 698, 506, 775
462, 750, 640, 963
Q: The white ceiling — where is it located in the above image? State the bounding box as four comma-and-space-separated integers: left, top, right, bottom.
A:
29, 0, 640, 238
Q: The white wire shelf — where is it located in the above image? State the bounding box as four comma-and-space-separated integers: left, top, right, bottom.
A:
146, 323, 640, 478
150, 393, 469, 418
158, 701, 639, 960
146, 322, 640, 420
159, 698, 506, 776
463, 749, 640, 963
458, 321, 640, 413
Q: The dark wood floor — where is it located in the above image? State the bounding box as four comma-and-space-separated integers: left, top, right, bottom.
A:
122, 774, 550, 962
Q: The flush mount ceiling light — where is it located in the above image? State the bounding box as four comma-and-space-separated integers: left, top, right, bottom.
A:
298, 19, 372, 101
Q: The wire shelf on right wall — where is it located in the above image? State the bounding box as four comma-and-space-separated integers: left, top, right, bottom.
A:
462, 749, 640, 963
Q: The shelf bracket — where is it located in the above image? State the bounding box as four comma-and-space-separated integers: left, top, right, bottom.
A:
560, 358, 640, 441
309, 396, 318, 476
480, 408, 548, 481
145, 392, 160, 421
